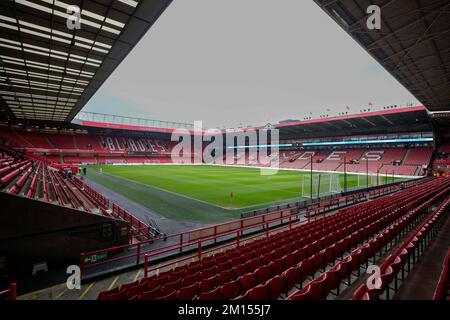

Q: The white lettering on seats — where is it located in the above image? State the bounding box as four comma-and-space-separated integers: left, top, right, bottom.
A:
105, 137, 115, 151
298, 151, 315, 160
361, 150, 384, 161
326, 151, 347, 161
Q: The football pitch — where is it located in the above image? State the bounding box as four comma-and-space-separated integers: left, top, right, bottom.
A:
84, 165, 407, 223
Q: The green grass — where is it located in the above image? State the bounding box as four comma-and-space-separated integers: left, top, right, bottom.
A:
84, 165, 407, 223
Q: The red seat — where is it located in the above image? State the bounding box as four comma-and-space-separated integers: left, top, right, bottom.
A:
294, 248, 305, 262
240, 272, 258, 292
178, 283, 199, 300
200, 275, 218, 292
201, 266, 217, 279
256, 265, 273, 283
127, 281, 150, 297
217, 262, 232, 273
323, 246, 335, 266
261, 252, 274, 265
139, 286, 161, 300
350, 249, 362, 274
148, 274, 168, 289
304, 243, 315, 258
98, 287, 120, 300
248, 257, 264, 271
161, 278, 182, 296
268, 273, 287, 299
233, 289, 250, 300
230, 256, 243, 267
271, 257, 286, 275
168, 269, 185, 283
289, 284, 311, 300
309, 273, 328, 300
198, 286, 222, 300
248, 283, 271, 300
221, 279, 241, 300
202, 259, 216, 270
235, 263, 250, 276
285, 252, 298, 269
284, 264, 300, 292
120, 280, 139, 292
325, 263, 341, 295
183, 271, 200, 287
214, 253, 228, 264
219, 269, 237, 284
299, 258, 313, 283
380, 266, 395, 299
352, 284, 368, 300
313, 251, 326, 273
156, 289, 178, 300
360, 243, 370, 267
339, 255, 352, 285
186, 264, 201, 275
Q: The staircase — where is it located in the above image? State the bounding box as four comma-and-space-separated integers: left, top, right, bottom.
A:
401, 149, 410, 165
44, 134, 55, 148
13, 131, 34, 147
73, 134, 78, 149
414, 166, 422, 176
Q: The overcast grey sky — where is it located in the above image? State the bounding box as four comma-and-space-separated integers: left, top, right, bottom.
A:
82, 0, 419, 128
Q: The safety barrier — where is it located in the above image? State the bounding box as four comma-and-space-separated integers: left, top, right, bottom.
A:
73, 177, 109, 209
112, 204, 160, 241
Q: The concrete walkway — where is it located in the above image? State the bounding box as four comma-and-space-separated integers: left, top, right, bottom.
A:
82, 175, 203, 235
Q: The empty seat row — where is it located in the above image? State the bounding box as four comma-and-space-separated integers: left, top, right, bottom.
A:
288, 184, 450, 300
98, 178, 448, 300
352, 196, 450, 300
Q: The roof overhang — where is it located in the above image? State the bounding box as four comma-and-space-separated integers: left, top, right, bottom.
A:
0, 0, 173, 122
277, 106, 433, 139
314, 0, 450, 113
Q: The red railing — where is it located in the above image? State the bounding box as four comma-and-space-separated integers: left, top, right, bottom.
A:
0, 283, 17, 300
79, 179, 423, 279
143, 211, 315, 278
112, 204, 156, 241
73, 177, 109, 209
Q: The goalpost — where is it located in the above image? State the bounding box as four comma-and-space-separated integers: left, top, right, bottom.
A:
301, 171, 392, 199
301, 173, 342, 198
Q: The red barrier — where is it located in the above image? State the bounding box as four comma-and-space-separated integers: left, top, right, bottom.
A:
73, 177, 109, 209
112, 204, 153, 240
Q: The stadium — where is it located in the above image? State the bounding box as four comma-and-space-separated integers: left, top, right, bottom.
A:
0, 0, 449, 305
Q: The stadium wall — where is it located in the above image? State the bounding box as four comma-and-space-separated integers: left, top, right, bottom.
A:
0, 192, 129, 274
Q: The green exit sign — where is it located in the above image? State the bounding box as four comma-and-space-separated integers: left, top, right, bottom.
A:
83, 252, 108, 265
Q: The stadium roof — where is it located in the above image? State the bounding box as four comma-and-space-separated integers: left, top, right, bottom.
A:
70, 106, 434, 139
278, 105, 433, 139
430, 111, 450, 131
314, 0, 450, 113
0, 0, 172, 123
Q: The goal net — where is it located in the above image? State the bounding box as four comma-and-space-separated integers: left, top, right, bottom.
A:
356, 174, 381, 188
301, 173, 342, 198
